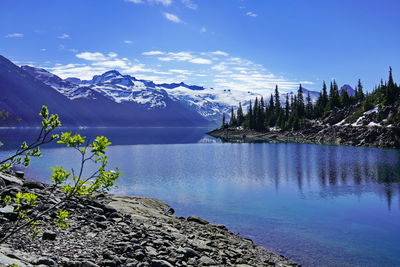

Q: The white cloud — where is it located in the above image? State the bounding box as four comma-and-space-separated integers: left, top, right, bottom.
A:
158, 57, 174, 62
125, 0, 143, 3
169, 69, 192, 75
76, 52, 108, 61
189, 58, 212, 64
152, 0, 172, 5
210, 51, 229, 56
126, 0, 172, 5
49, 64, 107, 80
181, 0, 197, 9
5, 33, 24, 38
40, 48, 47, 52
164, 12, 181, 23
58, 33, 70, 39
142, 51, 164, 56
44, 50, 313, 95
124, 40, 133, 44
246, 11, 258, 17
92, 59, 129, 69
149, 51, 214, 65
200, 26, 207, 33
212, 63, 227, 71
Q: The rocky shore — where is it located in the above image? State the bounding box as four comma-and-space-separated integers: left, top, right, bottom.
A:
0, 172, 298, 267
208, 125, 400, 149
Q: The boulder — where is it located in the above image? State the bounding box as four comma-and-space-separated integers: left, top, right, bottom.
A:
151, 259, 174, 267
0, 252, 28, 267
0, 172, 23, 186
198, 256, 216, 266
35, 257, 57, 266
23, 180, 45, 190
0, 205, 18, 221
42, 231, 57, 241
187, 216, 209, 225
14, 171, 24, 178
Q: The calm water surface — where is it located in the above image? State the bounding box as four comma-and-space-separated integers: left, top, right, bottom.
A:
1, 127, 400, 267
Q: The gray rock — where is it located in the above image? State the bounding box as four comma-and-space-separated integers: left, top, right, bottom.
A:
176, 247, 199, 258
0, 178, 5, 189
151, 259, 174, 267
0, 173, 23, 186
81, 261, 99, 267
96, 221, 108, 229
94, 214, 107, 222
14, 171, 25, 178
109, 212, 122, 218
42, 231, 57, 240
88, 205, 104, 214
198, 256, 215, 266
133, 250, 146, 261
102, 204, 118, 214
214, 224, 228, 231
165, 207, 175, 215
0, 205, 13, 213
0, 252, 28, 267
36, 257, 57, 266
0, 205, 18, 221
187, 216, 209, 225
102, 260, 118, 267
23, 180, 45, 190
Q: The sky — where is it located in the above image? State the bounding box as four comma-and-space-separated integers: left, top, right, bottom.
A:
1, 0, 400, 94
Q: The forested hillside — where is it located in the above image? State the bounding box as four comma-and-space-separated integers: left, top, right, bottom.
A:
225, 68, 399, 131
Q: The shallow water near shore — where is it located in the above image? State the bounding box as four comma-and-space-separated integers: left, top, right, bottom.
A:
1, 127, 400, 267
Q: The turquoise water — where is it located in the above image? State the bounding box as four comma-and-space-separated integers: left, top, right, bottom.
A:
1, 128, 400, 267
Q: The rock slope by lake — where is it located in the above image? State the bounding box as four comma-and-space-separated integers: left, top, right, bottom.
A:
0, 172, 298, 267
208, 125, 400, 149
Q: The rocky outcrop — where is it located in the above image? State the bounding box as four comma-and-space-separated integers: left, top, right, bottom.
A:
0, 172, 298, 267
209, 125, 400, 149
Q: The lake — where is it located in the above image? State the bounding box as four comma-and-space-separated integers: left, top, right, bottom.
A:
1, 127, 400, 267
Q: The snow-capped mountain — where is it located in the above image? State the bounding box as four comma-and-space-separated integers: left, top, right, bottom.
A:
0, 55, 208, 127
22, 66, 321, 124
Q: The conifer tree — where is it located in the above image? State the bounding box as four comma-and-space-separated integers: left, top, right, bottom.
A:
329, 80, 341, 109
306, 92, 313, 118
260, 96, 265, 108
355, 79, 365, 101
248, 101, 254, 129
274, 85, 280, 110
229, 107, 237, 126
386, 67, 398, 103
268, 94, 275, 127
269, 94, 274, 110
285, 93, 290, 120
321, 81, 329, 108
340, 89, 350, 107
297, 84, 305, 118
236, 102, 244, 126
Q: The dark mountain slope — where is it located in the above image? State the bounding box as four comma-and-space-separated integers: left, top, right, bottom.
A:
0, 55, 209, 127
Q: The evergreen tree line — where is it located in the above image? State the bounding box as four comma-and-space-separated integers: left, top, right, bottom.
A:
223, 68, 399, 131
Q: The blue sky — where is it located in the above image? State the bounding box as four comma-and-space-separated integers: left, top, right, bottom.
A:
1, 0, 399, 94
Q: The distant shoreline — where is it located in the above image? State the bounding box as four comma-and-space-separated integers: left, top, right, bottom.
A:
208, 125, 400, 149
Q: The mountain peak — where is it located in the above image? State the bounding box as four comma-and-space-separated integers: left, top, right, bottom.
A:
101, 70, 122, 77
340, 84, 355, 96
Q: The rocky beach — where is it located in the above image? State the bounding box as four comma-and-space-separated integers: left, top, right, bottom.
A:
0, 171, 298, 267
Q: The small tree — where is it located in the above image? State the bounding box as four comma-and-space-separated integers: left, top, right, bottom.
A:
0, 106, 121, 244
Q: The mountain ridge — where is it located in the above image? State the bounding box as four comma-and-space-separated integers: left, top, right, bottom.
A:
2, 55, 337, 127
